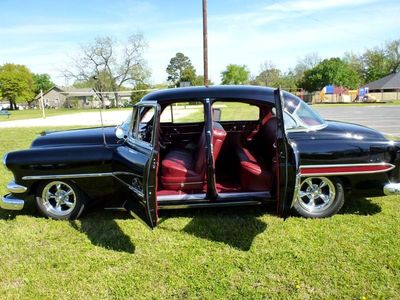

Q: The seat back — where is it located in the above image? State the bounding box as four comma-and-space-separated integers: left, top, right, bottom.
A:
194, 122, 227, 174
211, 122, 227, 163
262, 117, 277, 159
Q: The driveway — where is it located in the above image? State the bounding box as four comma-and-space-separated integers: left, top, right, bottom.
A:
0, 110, 131, 128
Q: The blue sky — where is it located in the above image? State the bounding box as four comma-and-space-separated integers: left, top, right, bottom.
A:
0, 0, 399, 85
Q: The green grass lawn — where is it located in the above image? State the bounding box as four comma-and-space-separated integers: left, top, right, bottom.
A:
1, 127, 400, 299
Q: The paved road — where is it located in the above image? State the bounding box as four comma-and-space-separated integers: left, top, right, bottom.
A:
314, 105, 400, 137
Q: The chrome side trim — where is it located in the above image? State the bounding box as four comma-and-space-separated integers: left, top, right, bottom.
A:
300, 163, 395, 177
384, 183, 400, 195
218, 191, 271, 199
6, 181, 27, 193
158, 200, 262, 210
157, 193, 207, 202
22, 171, 142, 181
291, 171, 301, 208
1, 195, 24, 210
300, 163, 395, 169
2, 152, 8, 168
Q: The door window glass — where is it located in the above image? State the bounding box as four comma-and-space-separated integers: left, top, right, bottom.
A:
160, 102, 204, 123
212, 102, 259, 121
131, 106, 155, 145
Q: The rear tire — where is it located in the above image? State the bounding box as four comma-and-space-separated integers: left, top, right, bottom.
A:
35, 180, 86, 220
294, 177, 344, 218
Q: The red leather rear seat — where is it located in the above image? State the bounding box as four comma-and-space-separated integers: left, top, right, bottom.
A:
161, 122, 227, 190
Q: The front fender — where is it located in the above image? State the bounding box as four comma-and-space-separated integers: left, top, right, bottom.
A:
4, 145, 115, 193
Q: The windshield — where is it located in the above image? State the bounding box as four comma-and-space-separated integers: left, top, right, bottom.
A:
283, 92, 325, 130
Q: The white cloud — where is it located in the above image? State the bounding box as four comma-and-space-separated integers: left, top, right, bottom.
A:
0, 0, 398, 86
265, 0, 378, 12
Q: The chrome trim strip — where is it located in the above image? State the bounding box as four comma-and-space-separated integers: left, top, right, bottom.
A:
1, 195, 24, 210
218, 191, 271, 199
2, 152, 8, 167
163, 181, 204, 187
299, 163, 395, 177
384, 183, 400, 195
6, 181, 27, 193
291, 171, 301, 208
158, 200, 262, 210
22, 171, 142, 181
300, 163, 395, 169
157, 193, 206, 202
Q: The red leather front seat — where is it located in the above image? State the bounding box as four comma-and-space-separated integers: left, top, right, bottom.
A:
161, 122, 227, 190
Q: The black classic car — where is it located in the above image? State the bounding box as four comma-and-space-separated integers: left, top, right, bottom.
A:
2, 86, 400, 228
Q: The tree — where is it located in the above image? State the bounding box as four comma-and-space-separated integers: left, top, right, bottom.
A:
131, 81, 151, 104
65, 33, 150, 107
0, 63, 35, 110
221, 64, 250, 85
294, 53, 321, 80
299, 58, 360, 92
343, 51, 365, 85
385, 39, 400, 74
33, 73, 54, 95
166, 53, 197, 87
252, 61, 282, 87
362, 48, 391, 83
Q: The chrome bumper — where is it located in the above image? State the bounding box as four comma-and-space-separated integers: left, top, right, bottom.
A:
1, 194, 24, 210
7, 181, 27, 194
384, 183, 400, 196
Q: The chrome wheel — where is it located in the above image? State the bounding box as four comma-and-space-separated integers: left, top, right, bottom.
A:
41, 181, 77, 216
297, 177, 336, 213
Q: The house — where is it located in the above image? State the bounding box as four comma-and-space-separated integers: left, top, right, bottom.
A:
34, 86, 67, 108
361, 72, 400, 101
34, 86, 101, 108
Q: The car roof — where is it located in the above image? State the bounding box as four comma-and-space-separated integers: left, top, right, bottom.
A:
140, 85, 277, 104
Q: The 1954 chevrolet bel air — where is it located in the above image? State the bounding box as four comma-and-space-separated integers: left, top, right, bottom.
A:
2, 86, 400, 228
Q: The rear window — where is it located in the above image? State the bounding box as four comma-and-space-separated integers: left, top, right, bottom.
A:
160, 102, 204, 124
212, 102, 259, 121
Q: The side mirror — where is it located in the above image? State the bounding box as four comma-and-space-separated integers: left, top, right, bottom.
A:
115, 127, 126, 140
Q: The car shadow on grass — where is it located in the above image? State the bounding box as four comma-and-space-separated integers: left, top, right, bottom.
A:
339, 197, 382, 215
159, 205, 270, 251
69, 210, 135, 254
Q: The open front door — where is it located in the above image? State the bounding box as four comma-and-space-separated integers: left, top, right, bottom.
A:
114, 102, 160, 229
274, 89, 298, 217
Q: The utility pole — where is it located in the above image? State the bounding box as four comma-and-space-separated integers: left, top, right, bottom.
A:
40, 89, 46, 118
202, 0, 208, 87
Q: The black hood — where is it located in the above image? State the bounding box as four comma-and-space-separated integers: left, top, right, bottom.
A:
31, 127, 119, 148
290, 120, 387, 141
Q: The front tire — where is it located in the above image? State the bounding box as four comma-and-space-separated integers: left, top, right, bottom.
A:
35, 180, 86, 220
294, 177, 344, 218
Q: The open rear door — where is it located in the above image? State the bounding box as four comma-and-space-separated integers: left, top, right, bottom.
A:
114, 102, 160, 229
274, 89, 298, 217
